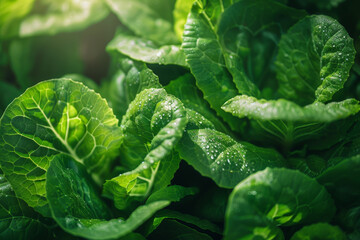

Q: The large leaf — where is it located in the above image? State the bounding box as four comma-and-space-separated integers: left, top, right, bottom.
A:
165, 73, 230, 134
100, 56, 161, 119
107, 29, 187, 67
177, 128, 285, 188
46, 154, 169, 240
317, 155, 360, 206
0, 171, 53, 239
106, 0, 178, 45
12, 0, 108, 38
224, 168, 336, 240
182, 0, 241, 131
222, 95, 360, 122
290, 223, 347, 240
276, 15, 356, 105
0, 79, 122, 209
217, 0, 306, 97
103, 88, 187, 209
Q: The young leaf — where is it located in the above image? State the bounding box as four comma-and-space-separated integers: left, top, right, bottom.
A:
0, 79, 122, 209
0, 171, 54, 239
46, 154, 169, 240
222, 95, 360, 122
290, 223, 347, 240
182, 1, 241, 131
165, 73, 231, 134
276, 15, 356, 105
103, 88, 187, 209
224, 168, 336, 240
107, 29, 187, 67
217, 0, 306, 97
100, 56, 161, 119
106, 0, 178, 45
177, 128, 285, 188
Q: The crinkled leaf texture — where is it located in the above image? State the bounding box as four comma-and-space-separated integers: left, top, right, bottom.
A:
177, 128, 285, 188
103, 88, 187, 209
290, 223, 346, 240
0, 79, 122, 210
100, 56, 161, 119
222, 95, 360, 122
0, 172, 53, 239
217, 0, 306, 97
107, 29, 187, 67
46, 154, 168, 240
276, 15, 356, 105
224, 168, 336, 240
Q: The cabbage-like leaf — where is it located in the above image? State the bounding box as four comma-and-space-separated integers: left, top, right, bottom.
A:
146, 185, 198, 204
0, 171, 53, 238
106, 0, 178, 45
182, 1, 240, 131
100, 57, 161, 119
0, 79, 122, 209
217, 0, 306, 97
107, 29, 187, 67
317, 155, 360, 206
290, 223, 346, 240
177, 128, 285, 188
103, 88, 187, 209
224, 168, 336, 240
276, 15, 356, 105
16, 0, 108, 37
173, 0, 194, 40
222, 95, 360, 122
46, 154, 169, 240
165, 73, 230, 134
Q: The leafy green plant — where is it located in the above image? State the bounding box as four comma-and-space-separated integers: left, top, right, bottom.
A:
1, 0, 360, 239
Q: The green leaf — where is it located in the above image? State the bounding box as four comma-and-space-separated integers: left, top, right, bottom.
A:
177, 128, 285, 188
173, 0, 194, 40
222, 95, 360, 122
148, 219, 213, 240
107, 29, 187, 67
317, 155, 360, 206
62, 74, 99, 92
103, 88, 187, 209
100, 56, 161, 119
276, 15, 356, 105
146, 185, 198, 204
165, 73, 230, 134
217, 0, 306, 97
46, 154, 169, 240
106, 0, 178, 45
290, 223, 347, 240
225, 168, 336, 240
182, 1, 240, 131
17, 0, 108, 37
0, 79, 122, 209
0, 0, 34, 38
0, 171, 54, 239
150, 209, 222, 235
